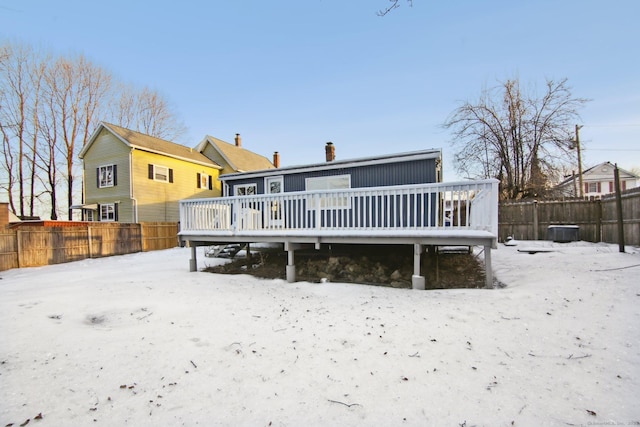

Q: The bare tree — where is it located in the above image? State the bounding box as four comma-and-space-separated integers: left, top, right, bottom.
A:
44, 54, 111, 219
25, 56, 48, 218
0, 42, 34, 217
443, 78, 589, 199
0, 43, 15, 214
108, 84, 186, 141
0, 41, 188, 219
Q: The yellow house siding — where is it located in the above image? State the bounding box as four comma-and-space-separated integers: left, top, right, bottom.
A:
132, 150, 220, 222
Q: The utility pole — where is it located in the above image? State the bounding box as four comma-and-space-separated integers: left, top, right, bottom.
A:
575, 124, 584, 198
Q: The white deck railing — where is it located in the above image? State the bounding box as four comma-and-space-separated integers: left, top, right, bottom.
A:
179, 179, 499, 236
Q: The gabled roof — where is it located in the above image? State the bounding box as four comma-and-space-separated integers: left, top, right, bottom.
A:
219, 148, 442, 181
557, 161, 639, 187
196, 136, 275, 172
80, 122, 222, 169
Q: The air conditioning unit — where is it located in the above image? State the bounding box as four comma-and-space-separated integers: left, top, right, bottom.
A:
547, 225, 579, 243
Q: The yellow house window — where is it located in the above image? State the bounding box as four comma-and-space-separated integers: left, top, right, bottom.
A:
197, 173, 212, 190
148, 164, 173, 183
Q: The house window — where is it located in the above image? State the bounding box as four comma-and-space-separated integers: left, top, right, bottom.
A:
306, 174, 351, 192
85, 210, 94, 222
587, 182, 599, 193
305, 174, 351, 209
197, 173, 213, 190
100, 203, 117, 222
148, 164, 173, 183
97, 164, 117, 188
235, 184, 257, 196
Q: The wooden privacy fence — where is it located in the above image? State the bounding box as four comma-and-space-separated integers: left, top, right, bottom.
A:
0, 222, 179, 271
499, 187, 640, 245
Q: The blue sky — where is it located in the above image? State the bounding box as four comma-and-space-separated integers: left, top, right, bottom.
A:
1, 0, 639, 179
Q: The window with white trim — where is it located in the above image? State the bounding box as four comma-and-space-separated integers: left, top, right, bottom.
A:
197, 173, 212, 190
148, 164, 173, 183
234, 184, 257, 196
587, 182, 599, 193
97, 164, 116, 188
305, 174, 351, 209
100, 203, 117, 221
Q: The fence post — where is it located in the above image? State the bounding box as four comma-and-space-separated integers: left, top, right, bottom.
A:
614, 164, 625, 252
532, 200, 539, 240
88, 226, 93, 258
140, 223, 145, 252
16, 230, 23, 268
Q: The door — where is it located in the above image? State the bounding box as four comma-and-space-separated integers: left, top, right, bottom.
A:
265, 176, 284, 228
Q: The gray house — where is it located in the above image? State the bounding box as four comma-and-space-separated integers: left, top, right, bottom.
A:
221, 143, 442, 194
179, 143, 499, 289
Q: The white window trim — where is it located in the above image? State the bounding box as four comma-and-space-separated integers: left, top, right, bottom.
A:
98, 164, 115, 188
100, 203, 116, 222
234, 183, 257, 196
305, 174, 351, 209
153, 165, 170, 183
265, 175, 284, 194
200, 173, 210, 189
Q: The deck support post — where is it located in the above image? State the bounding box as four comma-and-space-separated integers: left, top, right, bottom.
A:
285, 242, 301, 283
189, 243, 197, 272
412, 244, 425, 290
484, 245, 493, 288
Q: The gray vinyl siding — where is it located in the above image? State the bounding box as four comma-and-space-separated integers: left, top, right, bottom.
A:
83, 129, 131, 205
284, 158, 437, 192
226, 158, 437, 195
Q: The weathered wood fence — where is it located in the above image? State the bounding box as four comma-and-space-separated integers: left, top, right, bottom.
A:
499, 187, 640, 245
0, 222, 179, 271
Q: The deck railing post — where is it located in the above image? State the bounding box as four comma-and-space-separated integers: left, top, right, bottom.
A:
412, 244, 425, 290
232, 198, 239, 232
179, 180, 499, 251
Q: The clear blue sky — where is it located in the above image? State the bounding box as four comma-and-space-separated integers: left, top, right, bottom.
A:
2, 0, 639, 179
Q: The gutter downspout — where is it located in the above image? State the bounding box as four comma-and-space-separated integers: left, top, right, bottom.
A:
130, 149, 138, 223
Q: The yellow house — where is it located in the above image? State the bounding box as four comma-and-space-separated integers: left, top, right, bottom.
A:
78, 123, 223, 223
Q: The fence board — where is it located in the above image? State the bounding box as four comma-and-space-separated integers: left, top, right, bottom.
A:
499, 187, 640, 245
0, 222, 178, 272
141, 222, 179, 251
0, 230, 18, 271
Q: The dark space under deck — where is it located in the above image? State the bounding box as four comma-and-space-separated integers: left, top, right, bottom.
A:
180, 229, 496, 289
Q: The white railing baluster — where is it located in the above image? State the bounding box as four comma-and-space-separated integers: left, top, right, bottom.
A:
179, 179, 499, 236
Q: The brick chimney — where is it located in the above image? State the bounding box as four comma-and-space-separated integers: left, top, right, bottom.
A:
235, 133, 242, 147
273, 151, 281, 168
325, 142, 335, 162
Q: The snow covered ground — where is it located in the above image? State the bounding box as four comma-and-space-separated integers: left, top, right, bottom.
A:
1, 241, 639, 427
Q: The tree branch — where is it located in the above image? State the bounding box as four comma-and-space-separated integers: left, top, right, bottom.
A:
377, 0, 413, 16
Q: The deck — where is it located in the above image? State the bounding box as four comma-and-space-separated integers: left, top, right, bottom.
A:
179, 179, 499, 288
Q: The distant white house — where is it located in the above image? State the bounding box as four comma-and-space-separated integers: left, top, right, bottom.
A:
556, 161, 639, 197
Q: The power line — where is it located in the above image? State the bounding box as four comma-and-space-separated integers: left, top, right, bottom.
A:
585, 124, 640, 127
585, 148, 640, 151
